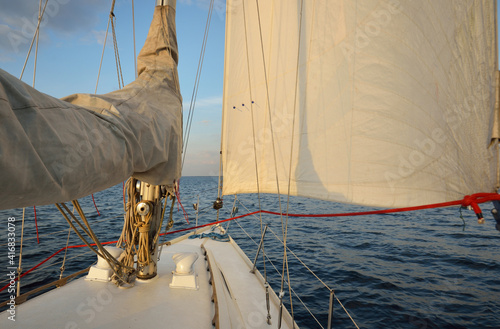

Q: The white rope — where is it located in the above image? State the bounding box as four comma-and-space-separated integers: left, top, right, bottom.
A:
19, 0, 48, 80
95, 15, 111, 93
252, 3, 292, 324
183, 0, 215, 170
237, 199, 360, 328
32, 0, 43, 87
281, 0, 305, 320
265, 225, 331, 290
241, 0, 268, 285
94, 0, 117, 93
233, 218, 325, 328
111, 15, 125, 89
334, 298, 361, 329
59, 227, 72, 279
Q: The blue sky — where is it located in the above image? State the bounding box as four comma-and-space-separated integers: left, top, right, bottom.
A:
0, 0, 226, 176
1, 1, 499, 176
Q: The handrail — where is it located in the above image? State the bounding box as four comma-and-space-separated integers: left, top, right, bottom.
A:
201, 244, 219, 328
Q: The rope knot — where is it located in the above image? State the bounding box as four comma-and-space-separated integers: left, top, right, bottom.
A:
138, 224, 151, 234
461, 194, 484, 223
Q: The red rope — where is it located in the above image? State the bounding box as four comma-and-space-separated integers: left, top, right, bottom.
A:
0, 213, 254, 293
175, 188, 190, 224
259, 193, 500, 220
4, 193, 497, 294
91, 194, 101, 216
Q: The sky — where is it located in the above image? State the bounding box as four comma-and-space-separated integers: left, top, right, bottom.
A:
1, 1, 500, 177
0, 0, 226, 176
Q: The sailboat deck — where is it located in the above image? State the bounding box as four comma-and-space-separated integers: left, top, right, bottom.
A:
0, 228, 296, 328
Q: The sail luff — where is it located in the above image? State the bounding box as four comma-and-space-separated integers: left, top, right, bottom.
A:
0, 3, 182, 210
222, 0, 498, 208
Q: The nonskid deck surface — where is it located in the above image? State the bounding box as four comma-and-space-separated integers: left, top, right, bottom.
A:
0, 228, 296, 329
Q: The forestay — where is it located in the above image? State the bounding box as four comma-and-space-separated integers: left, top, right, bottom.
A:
0, 4, 182, 210
221, 0, 499, 207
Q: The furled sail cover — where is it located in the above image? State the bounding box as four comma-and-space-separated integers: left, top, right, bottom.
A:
222, 0, 499, 207
0, 4, 181, 210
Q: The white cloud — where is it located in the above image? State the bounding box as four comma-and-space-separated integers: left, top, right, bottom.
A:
183, 95, 222, 110
0, 1, 109, 56
92, 30, 110, 46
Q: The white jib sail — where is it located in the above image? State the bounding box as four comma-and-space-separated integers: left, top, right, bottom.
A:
0, 3, 182, 210
221, 0, 499, 208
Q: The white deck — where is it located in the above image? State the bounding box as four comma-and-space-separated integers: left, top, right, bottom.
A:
1, 227, 297, 328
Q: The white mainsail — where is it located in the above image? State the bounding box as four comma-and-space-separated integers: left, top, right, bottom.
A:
0, 3, 182, 210
222, 0, 499, 208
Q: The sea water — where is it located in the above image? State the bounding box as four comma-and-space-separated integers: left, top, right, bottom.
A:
0, 176, 499, 328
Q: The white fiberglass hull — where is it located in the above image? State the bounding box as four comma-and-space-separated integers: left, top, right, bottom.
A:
0, 226, 297, 329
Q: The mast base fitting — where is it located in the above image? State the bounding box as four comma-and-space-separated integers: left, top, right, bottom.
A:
137, 272, 157, 280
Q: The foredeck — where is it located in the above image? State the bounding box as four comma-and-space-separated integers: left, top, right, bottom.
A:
0, 227, 296, 329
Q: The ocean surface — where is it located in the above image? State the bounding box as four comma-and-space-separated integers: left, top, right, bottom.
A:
1, 176, 499, 328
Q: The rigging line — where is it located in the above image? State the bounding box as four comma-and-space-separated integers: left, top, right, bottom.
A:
282, 0, 305, 322
132, 0, 137, 78
242, 0, 267, 280
238, 197, 333, 291
54, 213, 118, 237
59, 227, 72, 279
181, 0, 215, 169
66, 200, 129, 274
266, 226, 360, 328
266, 225, 331, 291
216, 1, 228, 222
253, 0, 290, 324
335, 297, 361, 329
237, 199, 357, 326
55, 203, 107, 260
151, 197, 167, 251
95, 15, 112, 93
32, 0, 43, 88
68, 200, 135, 280
95, 0, 117, 94
111, 15, 125, 89
111, 17, 121, 89
233, 218, 326, 328
0, 214, 123, 247
19, 0, 48, 80
253, 0, 285, 236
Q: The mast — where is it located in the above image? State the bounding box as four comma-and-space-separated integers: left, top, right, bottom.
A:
0, 0, 182, 211
117, 0, 179, 281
